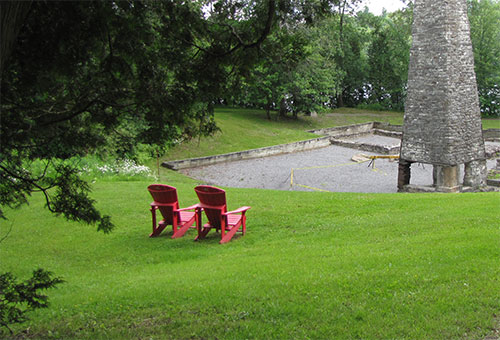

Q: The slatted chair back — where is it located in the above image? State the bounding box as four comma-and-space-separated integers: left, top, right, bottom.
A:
194, 185, 227, 229
147, 184, 179, 225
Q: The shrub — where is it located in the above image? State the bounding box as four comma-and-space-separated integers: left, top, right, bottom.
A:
0, 269, 64, 335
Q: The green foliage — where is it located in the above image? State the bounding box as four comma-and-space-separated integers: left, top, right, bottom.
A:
334, 11, 370, 107
231, 0, 499, 115
0, 269, 63, 334
365, 8, 412, 111
1, 0, 365, 228
229, 1, 363, 117
355, 102, 387, 111
289, 21, 339, 115
46, 164, 114, 233
230, 27, 308, 117
469, 0, 500, 117
3, 0, 497, 229
0, 0, 280, 227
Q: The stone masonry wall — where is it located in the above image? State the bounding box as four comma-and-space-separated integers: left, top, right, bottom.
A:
400, 0, 486, 166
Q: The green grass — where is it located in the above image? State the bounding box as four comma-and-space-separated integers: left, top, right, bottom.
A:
1, 169, 500, 339
483, 118, 500, 130
2, 107, 499, 339
161, 107, 499, 163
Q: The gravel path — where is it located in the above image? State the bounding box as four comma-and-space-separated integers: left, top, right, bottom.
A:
181, 137, 499, 193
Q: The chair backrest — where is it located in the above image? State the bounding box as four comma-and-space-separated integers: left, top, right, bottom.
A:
194, 185, 227, 228
148, 184, 179, 224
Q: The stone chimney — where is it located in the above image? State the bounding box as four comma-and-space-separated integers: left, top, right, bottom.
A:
398, 0, 487, 192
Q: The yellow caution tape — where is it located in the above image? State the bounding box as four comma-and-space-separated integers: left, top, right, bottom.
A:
294, 183, 331, 193
291, 155, 399, 191
368, 155, 399, 168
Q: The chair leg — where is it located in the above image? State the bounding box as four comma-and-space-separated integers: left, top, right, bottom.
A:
150, 207, 166, 237
171, 214, 178, 236
172, 217, 196, 239
220, 223, 242, 244
195, 225, 211, 241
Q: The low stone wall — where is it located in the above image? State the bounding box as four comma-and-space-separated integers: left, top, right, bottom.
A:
484, 128, 500, 141
329, 139, 400, 155
163, 136, 332, 170
486, 179, 500, 187
373, 122, 404, 133
373, 129, 402, 139
308, 122, 374, 137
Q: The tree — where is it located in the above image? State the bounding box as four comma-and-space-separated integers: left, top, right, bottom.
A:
468, 0, 500, 116
334, 0, 364, 107
0, 2, 31, 77
0, 270, 63, 334
233, 26, 310, 119
333, 11, 370, 107
286, 21, 339, 116
230, 1, 369, 118
0, 0, 284, 228
366, 7, 412, 110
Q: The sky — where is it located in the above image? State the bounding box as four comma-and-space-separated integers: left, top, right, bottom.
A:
358, 0, 408, 15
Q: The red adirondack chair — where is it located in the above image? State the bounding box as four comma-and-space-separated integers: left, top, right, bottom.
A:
194, 185, 250, 244
147, 184, 199, 239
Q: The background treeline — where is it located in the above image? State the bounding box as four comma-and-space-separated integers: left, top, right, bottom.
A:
225, 0, 500, 118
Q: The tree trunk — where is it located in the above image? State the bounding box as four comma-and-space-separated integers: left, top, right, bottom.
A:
265, 101, 272, 120
336, 0, 347, 108
1, 1, 32, 78
337, 92, 344, 107
278, 97, 287, 119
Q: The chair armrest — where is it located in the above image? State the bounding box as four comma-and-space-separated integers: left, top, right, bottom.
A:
176, 204, 201, 212
151, 202, 175, 207
224, 206, 251, 215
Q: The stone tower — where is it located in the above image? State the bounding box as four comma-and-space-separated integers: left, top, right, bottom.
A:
398, 0, 487, 192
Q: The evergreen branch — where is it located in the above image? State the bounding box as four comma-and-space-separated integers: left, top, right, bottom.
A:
0, 221, 13, 244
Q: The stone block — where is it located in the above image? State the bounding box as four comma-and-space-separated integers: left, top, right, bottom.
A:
463, 160, 487, 187
433, 165, 461, 193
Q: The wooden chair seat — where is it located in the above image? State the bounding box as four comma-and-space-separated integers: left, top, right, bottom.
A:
194, 185, 251, 244
147, 184, 198, 239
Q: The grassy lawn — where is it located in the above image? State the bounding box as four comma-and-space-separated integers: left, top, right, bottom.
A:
1, 169, 499, 339
2, 107, 499, 339
483, 118, 500, 130
161, 107, 499, 163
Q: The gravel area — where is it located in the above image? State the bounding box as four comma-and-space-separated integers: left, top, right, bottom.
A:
180, 137, 499, 193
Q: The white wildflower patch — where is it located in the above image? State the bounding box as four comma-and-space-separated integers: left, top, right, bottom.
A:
78, 158, 155, 180
96, 159, 152, 177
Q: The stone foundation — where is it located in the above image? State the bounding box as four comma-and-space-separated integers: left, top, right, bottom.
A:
433, 165, 461, 193
463, 160, 488, 187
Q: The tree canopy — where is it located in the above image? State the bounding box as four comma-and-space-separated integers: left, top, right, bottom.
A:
0, 0, 351, 228
229, 0, 498, 116
469, 0, 500, 116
